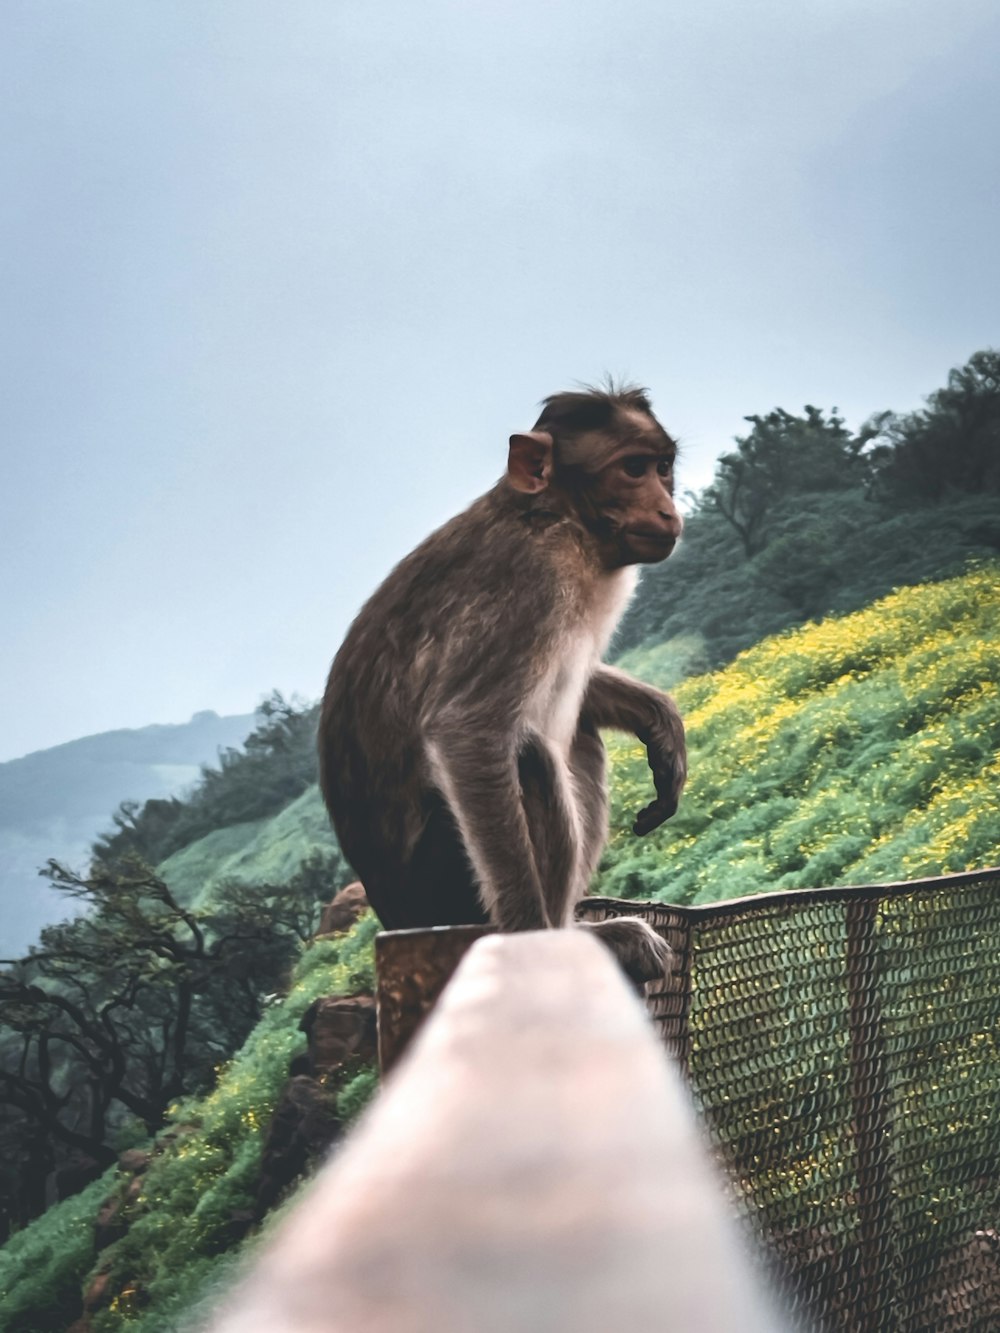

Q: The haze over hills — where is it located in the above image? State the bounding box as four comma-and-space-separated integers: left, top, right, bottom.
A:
0, 710, 256, 956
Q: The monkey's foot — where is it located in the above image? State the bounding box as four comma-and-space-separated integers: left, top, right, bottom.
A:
579, 917, 672, 987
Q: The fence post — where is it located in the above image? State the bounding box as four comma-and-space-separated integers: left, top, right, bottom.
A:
845, 895, 894, 1329
376, 923, 490, 1073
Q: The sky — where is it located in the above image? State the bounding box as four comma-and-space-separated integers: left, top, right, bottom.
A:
2, 0, 998, 762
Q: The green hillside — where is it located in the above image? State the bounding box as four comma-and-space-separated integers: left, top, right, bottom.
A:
158, 787, 345, 911
601, 563, 1000, 902
0, 918, 378, 1333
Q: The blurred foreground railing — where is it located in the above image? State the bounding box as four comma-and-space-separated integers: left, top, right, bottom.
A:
377, 868, 1000, 1332
209, 930, 784, 1333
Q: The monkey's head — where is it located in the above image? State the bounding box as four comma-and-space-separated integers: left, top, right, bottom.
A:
507, 384, 683, 569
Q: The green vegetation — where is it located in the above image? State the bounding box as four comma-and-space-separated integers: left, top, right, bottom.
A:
0, 693, 369, 1330
157, 787, 344, 912
0, 1173, 114, 1333
0, 698, 351, 1245
0, 854, 335, 1227
94, 694, 321, 869
602, 563, 1000, 901
0, 917, 377, 1333
86, 918, 377, 1333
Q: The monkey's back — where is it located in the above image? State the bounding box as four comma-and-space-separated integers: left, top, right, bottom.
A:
317, 485, 581, 909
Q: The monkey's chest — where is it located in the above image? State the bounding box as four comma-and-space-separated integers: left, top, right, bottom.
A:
525, 644, 596, 756
524, 569, 638, 755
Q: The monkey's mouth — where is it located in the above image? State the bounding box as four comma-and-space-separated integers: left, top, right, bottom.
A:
626, 529, 677, 552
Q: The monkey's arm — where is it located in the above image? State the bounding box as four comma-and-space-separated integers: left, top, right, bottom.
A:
583, 665, 687, 835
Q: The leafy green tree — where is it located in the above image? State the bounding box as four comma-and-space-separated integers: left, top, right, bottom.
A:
91, 796, 186, 868
869, 349, 1000, 502
702, 406, 871, 556
615, 359, 1000, 669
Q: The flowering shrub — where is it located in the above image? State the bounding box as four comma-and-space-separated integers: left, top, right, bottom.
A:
602, 563, 1000, 902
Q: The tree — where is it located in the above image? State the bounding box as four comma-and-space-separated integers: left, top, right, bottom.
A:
91, 796, 186, 869
702, 406, 874, 556
869, 349, 1000, 503
0, 855, 325, 1226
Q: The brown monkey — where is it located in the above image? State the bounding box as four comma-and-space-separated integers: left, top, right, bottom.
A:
318, 384, 686, 982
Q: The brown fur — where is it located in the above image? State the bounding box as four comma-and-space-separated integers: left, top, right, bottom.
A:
319, 385, 687, 983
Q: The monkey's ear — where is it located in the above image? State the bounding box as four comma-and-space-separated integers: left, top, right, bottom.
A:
507, 431, 554, 493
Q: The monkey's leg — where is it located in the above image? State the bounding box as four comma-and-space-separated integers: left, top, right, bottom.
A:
518, 737, 583, 930
424, 733, 550, 931
399, 792, 492, 929
567, 716, 610, 896
328, 766, 489, 930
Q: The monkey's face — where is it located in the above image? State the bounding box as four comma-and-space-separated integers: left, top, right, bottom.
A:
508, 401, 683, 569
585, 437, 683, 569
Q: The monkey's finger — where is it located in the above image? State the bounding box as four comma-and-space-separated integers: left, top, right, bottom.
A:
648, 751, 684, 802
632, 797, 677, 837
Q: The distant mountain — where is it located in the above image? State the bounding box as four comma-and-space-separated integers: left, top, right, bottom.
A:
0, 710, 256, 956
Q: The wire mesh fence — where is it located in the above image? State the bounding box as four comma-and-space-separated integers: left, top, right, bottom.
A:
582, 868, 1000, 1332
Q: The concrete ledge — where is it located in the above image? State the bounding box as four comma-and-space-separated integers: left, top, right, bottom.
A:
208, 931, 784, 1333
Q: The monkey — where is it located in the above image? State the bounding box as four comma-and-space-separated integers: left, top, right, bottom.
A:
318, 383, 686, 983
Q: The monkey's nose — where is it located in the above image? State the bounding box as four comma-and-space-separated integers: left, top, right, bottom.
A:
659, 513, 683, 538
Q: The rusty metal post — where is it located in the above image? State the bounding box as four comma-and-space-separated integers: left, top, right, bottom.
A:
845, 894, 894, 1330
376, 924, 491, 1073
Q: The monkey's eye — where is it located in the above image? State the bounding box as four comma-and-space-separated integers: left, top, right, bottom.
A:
621, 456, 649, 478
656, 459, 674, 479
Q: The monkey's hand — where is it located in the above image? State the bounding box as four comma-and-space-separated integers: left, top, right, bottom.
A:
633, 713, 687, 837
581, 666, 686, 836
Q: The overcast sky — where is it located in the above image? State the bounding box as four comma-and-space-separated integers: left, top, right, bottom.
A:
2, 0, 998, 762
